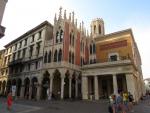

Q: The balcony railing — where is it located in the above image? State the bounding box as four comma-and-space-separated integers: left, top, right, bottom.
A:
83, 56, 131, 65
9, 58, 23, 66
97, 56, 131, 63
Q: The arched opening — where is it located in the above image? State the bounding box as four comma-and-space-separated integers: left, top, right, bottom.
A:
93, 43, 96, 54
2, 81, 6, 96
99, 24, 101, 34
24, 78, 30, 99
72, 53, 74, 64
56, 31, 59, 43
31, 77, 38, 100
80, 57, 83, 66
64, 71, 69, 99
48, 51, 51, 63
70, 33, 72, 45
98, 75, 113, 99
12, 79, 16, 86
52, 69, 61, 99
80, 42, 82, 51
72, 35, 74, 46
54, 50, 58, 62
60, 30, 63, 42
6, 80, 11, 94
42, 71, 50, 100
88, 76, 94, 99
69, 51, 71, 63
94, 25, 96, 34
17, 79, 22, 97
58, 49, 62, 62
117, 74, 127, 92
71, 73, 76, 99
90, 44, 92, 54
44, 52, 47, 63
78, 74, 82, 99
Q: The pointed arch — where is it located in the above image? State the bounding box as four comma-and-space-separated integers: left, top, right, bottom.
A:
48, 50, 51, 63
42, 71, 50, 100
31, 77, 38, 99
70, 33, 72, 45
82, 42, 84, 52
80, 57, 83, 66
2, 81, 6, 95
56, 31, 59, 43
94, 25, 96, 33
72, 52, 74, 64
6, 80, 11, 94
72, 34, 74, 46
90, 44, 92, 54
54, 50, 58, 62
17, 78, 22, 97
69, 51, 71, 63
58, 49, 62, 62
93, 43, 96, 54
64, 71, 69, 99
44, 52, 48, 63
99, 24, 101, 34
80, 42, 82, 51
60, 29, 63, 42
53, 69, 61, 99
24, 77, 30, 99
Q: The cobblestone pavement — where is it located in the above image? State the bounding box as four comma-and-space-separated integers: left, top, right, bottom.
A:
0, 97, 150, 113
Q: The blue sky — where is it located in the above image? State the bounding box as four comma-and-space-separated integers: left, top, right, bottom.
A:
0, 0, 150, 78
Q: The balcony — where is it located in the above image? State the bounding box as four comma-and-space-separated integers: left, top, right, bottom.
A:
9, 58, 23, 66
82, 56, 132, 69
43, 61, 81, 71
0, 25, 5, 38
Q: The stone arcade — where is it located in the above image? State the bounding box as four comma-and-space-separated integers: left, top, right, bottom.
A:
0, 7, 145, 102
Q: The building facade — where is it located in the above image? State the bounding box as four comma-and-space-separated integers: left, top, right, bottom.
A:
0, 8, 144, 102
0, 0, 8, 38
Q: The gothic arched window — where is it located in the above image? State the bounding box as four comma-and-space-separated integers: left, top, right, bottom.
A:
80, 42, 82, 51
54, 50, 58, 62
44, 52, 47, 63
60, 30, 63, 42
70, 33, 72, 45
69, 51, 71, 63
48, 51, 51, 63
83, 42, 84, 53
80, 57, 83, 66
72, 35, 74, 47
93, 43, 96, 54
90, 44, 92, 54
56, 31, 59, 43
99, 24, 101, 34
72, 53, 74, 64
58, 49, 62, 62
94, 25, 96, 34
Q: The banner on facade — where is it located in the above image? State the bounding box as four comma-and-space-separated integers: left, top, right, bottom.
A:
12, 85, 16, 97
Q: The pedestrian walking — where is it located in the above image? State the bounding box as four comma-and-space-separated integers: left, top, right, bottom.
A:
128, 92, 134, 112
116, 91, 126, 113
108, 94, 116, 113
7, 92, 13, 110
123, 91, 129, 111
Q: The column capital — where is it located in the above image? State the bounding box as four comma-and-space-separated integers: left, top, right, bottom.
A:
61, 75, 65, 79
112, 74, 116, 76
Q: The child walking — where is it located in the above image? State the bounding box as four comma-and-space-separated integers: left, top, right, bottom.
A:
7, 92, 13, 110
